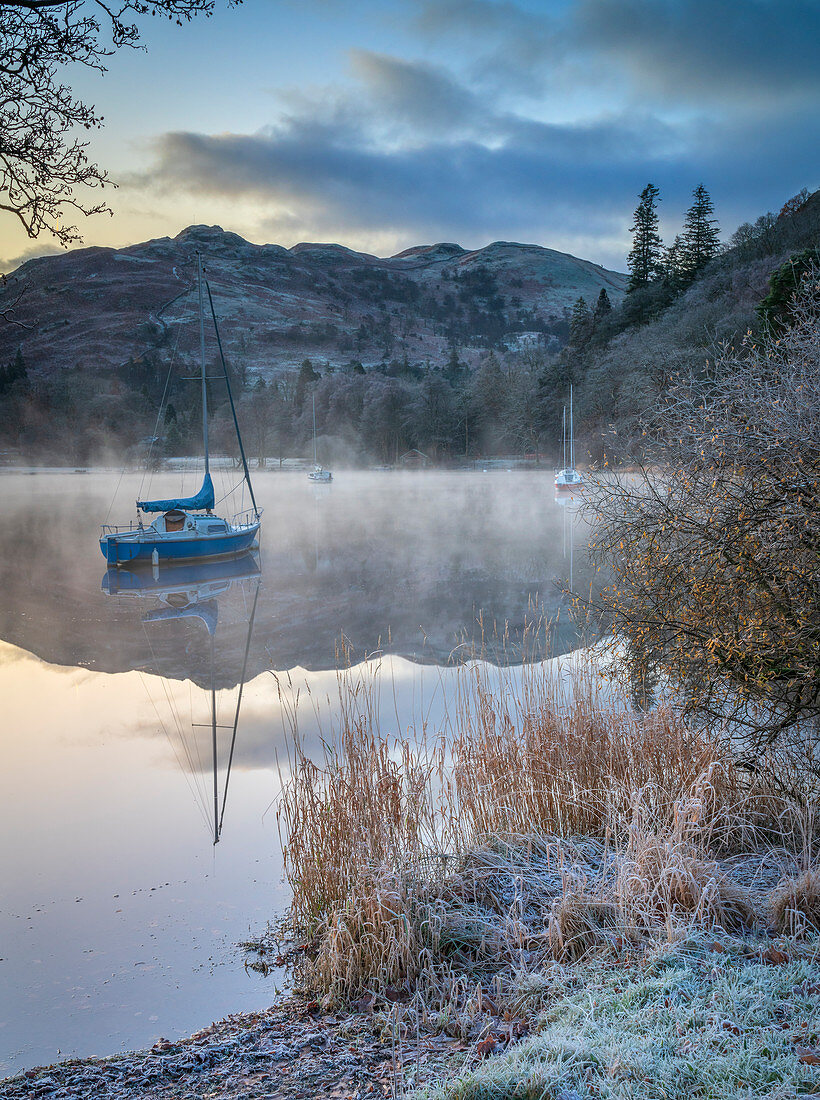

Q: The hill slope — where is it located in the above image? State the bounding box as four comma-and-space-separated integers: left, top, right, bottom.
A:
0, 225, 627, 381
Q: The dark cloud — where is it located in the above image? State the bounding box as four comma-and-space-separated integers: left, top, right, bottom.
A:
348, 50, 487, 137
416, 0, 820, 107
136, 90, 816, 267
576, 0, 820, 105
130, 5, 819, 267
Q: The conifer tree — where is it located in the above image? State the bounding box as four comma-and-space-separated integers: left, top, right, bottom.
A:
664, 234, 685, 289
680, 184, 720, 282
593, 288, 612, 319
569, 296, 592, 344
627, 183, 664, 291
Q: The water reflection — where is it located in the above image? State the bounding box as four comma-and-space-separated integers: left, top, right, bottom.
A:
0, 471, 588, 683
102, 554, 262, 844
0, 470, 590, 1076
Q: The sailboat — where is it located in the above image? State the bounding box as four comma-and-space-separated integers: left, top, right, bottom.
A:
100, 255, 262, 566
101, 554, 262, 845
307, 392, 332, 482
555, 384, 584, 491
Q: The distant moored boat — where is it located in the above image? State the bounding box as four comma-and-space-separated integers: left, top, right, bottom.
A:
307, 392, 333, 483
555, 384, 584, 492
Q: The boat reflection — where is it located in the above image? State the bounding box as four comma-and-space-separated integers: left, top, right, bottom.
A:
101, 553, 262, 844
102, 552, 261, 607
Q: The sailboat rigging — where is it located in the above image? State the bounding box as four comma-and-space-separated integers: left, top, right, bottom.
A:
307, 392, 332, 482
100, 254, 262, 565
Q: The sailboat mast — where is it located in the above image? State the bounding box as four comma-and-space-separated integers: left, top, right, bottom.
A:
312, 393, 318, 465
569, 384, 574, 470
562, 406, 567, 468
197, 254, 210, 476
211, 631, 218, 846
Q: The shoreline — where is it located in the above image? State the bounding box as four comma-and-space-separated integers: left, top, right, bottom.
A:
0, 992, 468, 1099
5, 930, 820, 1100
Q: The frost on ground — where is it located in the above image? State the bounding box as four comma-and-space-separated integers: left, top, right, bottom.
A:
410, 936, 820, 1100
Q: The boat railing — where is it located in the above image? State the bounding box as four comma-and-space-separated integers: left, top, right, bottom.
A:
230, 508, 261, 528
100, 521, 143, 536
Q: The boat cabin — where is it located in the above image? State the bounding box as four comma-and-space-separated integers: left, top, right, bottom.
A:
149, 511, 229, 536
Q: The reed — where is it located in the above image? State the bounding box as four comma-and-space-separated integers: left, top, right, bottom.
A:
771, 868, 820, 936
276, 648, 818, 1009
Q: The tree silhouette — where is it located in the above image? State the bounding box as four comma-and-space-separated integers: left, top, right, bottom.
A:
627, 183, 664, 291
0, 1, 241, 248
680, 184, 720, 283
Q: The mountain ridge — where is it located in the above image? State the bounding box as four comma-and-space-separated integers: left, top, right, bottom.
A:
0, 224, 627, 382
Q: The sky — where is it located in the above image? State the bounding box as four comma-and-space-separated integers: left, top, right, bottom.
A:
2, 0, 819, 271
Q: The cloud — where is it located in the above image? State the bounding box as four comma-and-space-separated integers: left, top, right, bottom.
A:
127, 20, 819, 267
348, 50, 488, 138
575, 0, 820, 106
415, 0, 820, 109
133, 60, 687, 265
1, 243, 62, 274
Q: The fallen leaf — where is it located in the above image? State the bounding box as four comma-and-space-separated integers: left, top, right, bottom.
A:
796, 1047, 820, 1065
476, 1036, 497, 1058
761, 947, 790, 965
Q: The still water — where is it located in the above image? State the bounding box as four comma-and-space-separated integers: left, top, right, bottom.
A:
0, 469, 584, 1076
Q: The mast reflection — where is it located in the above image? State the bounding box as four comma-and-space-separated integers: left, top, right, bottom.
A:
101, 553, 262, 844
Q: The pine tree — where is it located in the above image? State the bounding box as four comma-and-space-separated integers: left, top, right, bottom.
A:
569, 296, 592, 345
664, 234, 685, 289
680, 184, 720, 282
627, 183, 664, 291
593, 288, 612, 320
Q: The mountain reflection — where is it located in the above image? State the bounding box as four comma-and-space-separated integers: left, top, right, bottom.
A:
0, 470, 587, 685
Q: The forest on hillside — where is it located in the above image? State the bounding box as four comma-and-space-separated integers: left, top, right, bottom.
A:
1, 187, 818, 467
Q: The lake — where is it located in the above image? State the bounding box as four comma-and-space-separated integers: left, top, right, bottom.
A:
0, 468, 585, 1076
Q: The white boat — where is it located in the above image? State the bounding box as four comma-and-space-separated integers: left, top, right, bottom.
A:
307, 393, 333, 483
100, 256, 262, 566
555, 384, 584, 491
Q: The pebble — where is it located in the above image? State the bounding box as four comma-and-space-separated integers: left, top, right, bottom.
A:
0, 997, 472, 1099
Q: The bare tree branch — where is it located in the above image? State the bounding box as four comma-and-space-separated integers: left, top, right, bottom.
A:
0, 274, 32, 328
0, 0, 241, 256
584, 268, 820, 756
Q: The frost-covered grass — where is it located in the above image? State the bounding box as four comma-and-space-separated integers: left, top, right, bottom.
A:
276, 651, 820, 1096
411, 939, 820, 1100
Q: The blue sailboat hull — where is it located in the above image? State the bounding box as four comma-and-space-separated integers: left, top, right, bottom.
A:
100, 524, 260, 566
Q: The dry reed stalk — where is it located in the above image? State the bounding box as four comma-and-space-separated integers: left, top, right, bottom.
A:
452, 654, 743, 844
277, 648, 815, 1006
307, 871, 438, 1000
613, 786, 758, 935
770, 868, 820, 936
547, 890, 623, 960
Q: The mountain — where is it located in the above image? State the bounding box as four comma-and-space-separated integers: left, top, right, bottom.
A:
0, 224, 627, 382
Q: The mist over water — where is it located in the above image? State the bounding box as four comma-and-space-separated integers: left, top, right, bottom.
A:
0, 468, 587, 1077
0, 469, 586, 683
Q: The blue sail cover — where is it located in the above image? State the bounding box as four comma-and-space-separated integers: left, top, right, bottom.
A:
137, 471, 215, 514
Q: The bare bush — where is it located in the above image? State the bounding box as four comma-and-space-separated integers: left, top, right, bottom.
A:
586, 269, 820, 772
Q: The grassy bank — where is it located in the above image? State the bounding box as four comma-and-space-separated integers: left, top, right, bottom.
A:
272, 649, 820, 1095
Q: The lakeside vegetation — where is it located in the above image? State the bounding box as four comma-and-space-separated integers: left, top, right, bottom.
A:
267, 256, 820, 1094
273, 646, 820, 1097
2, 188, 818, 469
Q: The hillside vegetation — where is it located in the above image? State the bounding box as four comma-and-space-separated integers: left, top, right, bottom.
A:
0, 192, 817, 466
